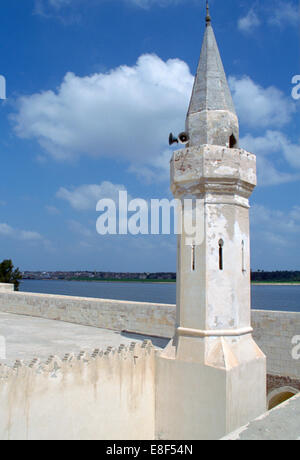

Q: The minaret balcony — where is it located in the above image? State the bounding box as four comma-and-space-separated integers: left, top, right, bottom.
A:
171, 144, 256, 202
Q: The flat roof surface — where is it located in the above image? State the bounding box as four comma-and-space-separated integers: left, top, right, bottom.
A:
0, 312, 168, 366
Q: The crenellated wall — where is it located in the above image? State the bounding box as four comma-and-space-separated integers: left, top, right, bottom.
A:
0, 341, 156, 440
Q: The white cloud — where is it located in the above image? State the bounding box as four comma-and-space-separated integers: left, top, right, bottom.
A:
48, 0, 72, 8
267, 1, 300, 28
252, 204, 300, 246
20, 230, 44, 241
45, 205, 60, 215
290, 206, 300, 220
256, 155, 300, 187
231, 80, 299, 186
0, 223, 44, 241
67, 219, 94, 237
241, 131, 287, 156
240, 130, 300, 186
250, 202, 300, 270
34, 0, 73, 17
281, 139, 300, 170
238, 10, 261, 33
13, 54, 299, 188
238, 1, 299, 33
35, 0, 184, 16
229, 76, 295, 129
57, 181, 128, 210
128, 149, 171, 183
0, 223, 14, 237
13, 54, 192, 174
125, 0, 183, 7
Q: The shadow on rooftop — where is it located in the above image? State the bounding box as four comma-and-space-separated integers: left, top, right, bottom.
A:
120, 331, 169, 349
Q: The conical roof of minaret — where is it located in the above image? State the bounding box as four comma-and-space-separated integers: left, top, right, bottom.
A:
186, 4, 239, 148
187, 9, 236, 117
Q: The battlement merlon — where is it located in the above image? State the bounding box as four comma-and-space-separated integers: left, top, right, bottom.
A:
171, 145, 257, 204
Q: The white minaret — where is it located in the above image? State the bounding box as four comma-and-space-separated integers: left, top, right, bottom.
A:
156, 4, 266, 440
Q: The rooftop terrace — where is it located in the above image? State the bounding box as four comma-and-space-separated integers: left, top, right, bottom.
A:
0, 311, 167, 367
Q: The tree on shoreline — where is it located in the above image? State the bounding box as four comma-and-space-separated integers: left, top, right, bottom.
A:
0, 259, 22, 291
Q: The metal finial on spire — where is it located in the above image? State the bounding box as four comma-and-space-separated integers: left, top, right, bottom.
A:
206, 0, 211, 25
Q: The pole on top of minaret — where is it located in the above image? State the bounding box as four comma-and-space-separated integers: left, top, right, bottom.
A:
206, 0, 211, 25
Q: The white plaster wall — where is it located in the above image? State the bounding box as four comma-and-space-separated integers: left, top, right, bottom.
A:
0, 343, 156, 440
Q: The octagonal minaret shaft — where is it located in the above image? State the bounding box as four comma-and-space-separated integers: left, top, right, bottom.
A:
186, 7, 239, 148
172, 5, 252, 341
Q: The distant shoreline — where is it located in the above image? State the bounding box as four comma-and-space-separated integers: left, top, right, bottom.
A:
22, 278, 176, 284
21, 279, 300, 286
252, 282, 300, 286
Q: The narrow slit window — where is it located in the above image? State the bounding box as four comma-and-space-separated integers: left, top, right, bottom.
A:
191, 244, 196, 272
242, 240, 246, 272
219, 239, 224, 270
229, 134, 237, 149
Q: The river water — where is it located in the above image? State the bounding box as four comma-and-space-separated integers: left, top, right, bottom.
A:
20, 280, 300, 313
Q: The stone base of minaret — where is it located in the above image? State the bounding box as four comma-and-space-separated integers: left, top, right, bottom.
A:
155, 334, 266, 440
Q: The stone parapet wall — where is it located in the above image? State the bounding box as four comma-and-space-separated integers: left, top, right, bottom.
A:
252, 310, 300, 380
0, 288, 175, 338
0, 283, 14, 292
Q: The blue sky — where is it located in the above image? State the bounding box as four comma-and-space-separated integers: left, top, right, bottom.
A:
0, 0, 299, 272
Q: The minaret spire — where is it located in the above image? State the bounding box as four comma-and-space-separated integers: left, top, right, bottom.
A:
185, 3, 239, 148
